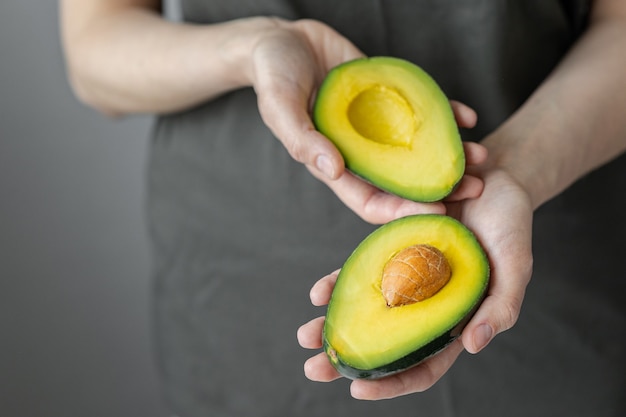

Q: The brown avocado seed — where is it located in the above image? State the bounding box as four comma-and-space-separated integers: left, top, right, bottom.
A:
381, 244, 451, 307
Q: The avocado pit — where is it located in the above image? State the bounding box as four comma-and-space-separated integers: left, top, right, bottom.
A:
381, 244, 451, 307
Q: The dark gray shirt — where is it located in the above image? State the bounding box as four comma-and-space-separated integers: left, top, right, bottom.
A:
147, 1, 626, 416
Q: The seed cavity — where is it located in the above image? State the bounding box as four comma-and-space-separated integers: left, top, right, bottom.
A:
347, 85, 419, 147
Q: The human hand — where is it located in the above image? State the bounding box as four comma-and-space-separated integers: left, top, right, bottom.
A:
297, 166, 534, 400
251, 19, 486, 224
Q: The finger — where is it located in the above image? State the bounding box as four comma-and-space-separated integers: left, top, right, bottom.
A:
308, 168, 446, 224
462, 284, 529, 354
461, 232, 533, 354
297, 316, 325, 349
450, 100, 478, 129
257, 83, 345, 181
310, 269, 340, 306
350, 339, 465, 400
444, 175, 484, 202
253, 20, 362, 182
463, 141, 489, 166
304, 352, 343, 382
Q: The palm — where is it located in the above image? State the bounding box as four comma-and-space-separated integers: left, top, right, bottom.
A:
298, 168, 535, 400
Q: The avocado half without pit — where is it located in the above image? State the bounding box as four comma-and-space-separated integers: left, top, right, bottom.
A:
322, 214, 490, 380
313, 56, 464, 202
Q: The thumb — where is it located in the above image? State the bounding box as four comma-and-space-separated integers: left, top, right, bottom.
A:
462, 248, 532, 354
256, 78, 344, 180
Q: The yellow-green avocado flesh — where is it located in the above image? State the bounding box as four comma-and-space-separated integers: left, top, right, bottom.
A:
323, 214, 489, 380
313, 56, 464, 202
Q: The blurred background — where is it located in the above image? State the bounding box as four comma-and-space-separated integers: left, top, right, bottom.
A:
0, 2, 174, 416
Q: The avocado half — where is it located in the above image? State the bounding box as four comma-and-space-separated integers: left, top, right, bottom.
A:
313, 56, 464, 202
322, 214, 490, 380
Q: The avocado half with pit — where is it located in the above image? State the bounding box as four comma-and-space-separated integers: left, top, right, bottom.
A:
313, 56, 463, 202
322, 214, 489, 380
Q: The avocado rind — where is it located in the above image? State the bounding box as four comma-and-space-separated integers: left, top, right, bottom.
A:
313, 56, 464, 202
323, 295, 483, 380
322, 214, 490, 380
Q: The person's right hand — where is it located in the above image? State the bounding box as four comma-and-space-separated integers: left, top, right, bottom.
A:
249, 18, 486, 224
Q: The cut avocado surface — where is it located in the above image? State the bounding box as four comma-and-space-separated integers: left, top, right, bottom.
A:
322, 214, 489, 380
313, 56, 464, 202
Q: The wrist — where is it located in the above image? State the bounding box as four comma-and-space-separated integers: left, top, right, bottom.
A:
214, 17, 287, 89
481, 128, 554, 211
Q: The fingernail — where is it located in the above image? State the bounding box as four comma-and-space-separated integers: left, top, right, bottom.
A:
315, 154, 335, 179
474, 324, 493, 352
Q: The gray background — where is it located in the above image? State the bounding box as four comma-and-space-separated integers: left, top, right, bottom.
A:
1, 1, 174, 416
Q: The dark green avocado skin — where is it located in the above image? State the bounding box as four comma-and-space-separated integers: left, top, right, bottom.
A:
322, 299, 482, 380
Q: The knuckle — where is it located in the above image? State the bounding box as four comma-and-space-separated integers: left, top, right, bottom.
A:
256, 91, 279, 121
287, 141, 308, 163
500, 295, 523, 331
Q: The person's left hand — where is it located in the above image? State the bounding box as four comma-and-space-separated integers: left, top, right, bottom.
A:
297, 162, 534, 400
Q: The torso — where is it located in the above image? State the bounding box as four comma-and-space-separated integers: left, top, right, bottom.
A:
147, 2, 625, 416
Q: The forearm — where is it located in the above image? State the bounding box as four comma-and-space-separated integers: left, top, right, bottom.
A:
60, 1, 277, 115
483, 10, 626, 209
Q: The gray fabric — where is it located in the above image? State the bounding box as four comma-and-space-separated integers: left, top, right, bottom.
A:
147, 1, 626, 416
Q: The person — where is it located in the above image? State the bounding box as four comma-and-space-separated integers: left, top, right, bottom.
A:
59, 1, 626, 416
